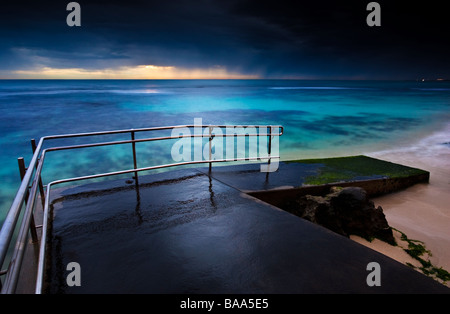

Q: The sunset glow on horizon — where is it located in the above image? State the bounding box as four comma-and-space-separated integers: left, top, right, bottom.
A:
9, 65, 261, 80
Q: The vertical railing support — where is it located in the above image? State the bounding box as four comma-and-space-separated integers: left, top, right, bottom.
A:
130, 131, 141, 215
31, 139, 46, 210
208, 126, 212, 173
265, 126, 272, 180
17, 158, 38, 243
131, 131, 139, 186
267, 126, 272, 166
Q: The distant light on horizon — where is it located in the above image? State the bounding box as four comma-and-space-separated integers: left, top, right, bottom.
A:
9, 65, 261, 80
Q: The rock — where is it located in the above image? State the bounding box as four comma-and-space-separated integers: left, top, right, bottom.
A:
286, 186, 395, 245
331, 187, 395, 244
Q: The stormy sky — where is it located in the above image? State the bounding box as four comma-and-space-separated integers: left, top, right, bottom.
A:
0, 0, 449, 79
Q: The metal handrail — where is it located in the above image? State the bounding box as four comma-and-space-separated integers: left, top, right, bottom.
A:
0, 124, 283, 294
0, 137, 44, 287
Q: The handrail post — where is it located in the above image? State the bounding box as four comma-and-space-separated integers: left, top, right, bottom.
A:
208, 126, 212, 173
265, 126, 272, 180
31, 139, 46, 210
17, 158, 38, 243
268, 126, 272, 166
131, 131, 139, 186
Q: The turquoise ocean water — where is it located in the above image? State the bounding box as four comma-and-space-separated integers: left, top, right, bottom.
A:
1, 79, 449, 223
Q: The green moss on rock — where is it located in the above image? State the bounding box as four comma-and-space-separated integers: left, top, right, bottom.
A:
287, 155, 428, 185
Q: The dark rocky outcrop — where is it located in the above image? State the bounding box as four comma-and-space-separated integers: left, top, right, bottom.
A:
285, 186, 395, 245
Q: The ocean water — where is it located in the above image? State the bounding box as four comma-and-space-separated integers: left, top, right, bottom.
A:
1, 79, 449, 223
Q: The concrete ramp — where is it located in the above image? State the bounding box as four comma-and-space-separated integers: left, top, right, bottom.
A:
42, 162, 449, 294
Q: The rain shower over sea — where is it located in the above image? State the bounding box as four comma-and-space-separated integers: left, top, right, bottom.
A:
1, 79, 449, 222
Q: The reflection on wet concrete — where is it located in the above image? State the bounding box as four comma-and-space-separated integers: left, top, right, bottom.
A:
46, 170, 228, 293
44, 167, 449, 294
197, 162, 323, 191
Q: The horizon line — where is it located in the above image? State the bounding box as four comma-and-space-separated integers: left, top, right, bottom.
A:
1, 78, 447, 81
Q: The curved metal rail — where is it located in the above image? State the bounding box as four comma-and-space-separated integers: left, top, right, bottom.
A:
0, 124, 283, 294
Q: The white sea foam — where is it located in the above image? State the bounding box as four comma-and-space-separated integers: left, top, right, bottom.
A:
367, 121, 450, 171
0, 90, 81, 96
0, 88, 164, 97
411, 88, 450, 91
109, 89, 162, 94
268, 86, 371, 90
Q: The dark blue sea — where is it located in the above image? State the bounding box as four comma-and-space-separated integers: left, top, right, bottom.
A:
1, 79, 449, 222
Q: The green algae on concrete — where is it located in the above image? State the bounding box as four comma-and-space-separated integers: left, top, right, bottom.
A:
393, 228, 450, 286
286, 155, 429, 185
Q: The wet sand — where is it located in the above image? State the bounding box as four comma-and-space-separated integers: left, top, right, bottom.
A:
363, 126, 450, 274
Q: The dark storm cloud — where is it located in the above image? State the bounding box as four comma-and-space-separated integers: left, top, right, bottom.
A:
230, 0, 450, 78
0, 0, 449, 78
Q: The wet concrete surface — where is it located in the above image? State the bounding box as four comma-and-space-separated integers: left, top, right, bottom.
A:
197, 162, 323, 191
44, 165, 450, 294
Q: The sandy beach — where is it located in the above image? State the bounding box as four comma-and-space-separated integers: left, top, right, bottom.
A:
356, 123, 450, 284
